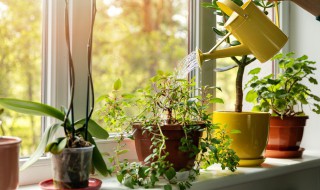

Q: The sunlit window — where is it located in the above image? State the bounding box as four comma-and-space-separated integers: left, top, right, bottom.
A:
0, 0, 42, 157
92, 0, 188, 132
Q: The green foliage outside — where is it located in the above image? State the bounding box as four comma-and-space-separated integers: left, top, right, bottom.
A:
92, 0, 188, 130
0, 0, 41, 157
0, 0, 188, 155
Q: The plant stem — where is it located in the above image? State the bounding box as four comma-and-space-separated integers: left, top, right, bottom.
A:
64, 0, 76, 139
85, 0, 97, 140
235, 59, 246, 112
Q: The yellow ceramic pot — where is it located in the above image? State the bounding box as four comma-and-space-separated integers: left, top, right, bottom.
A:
213, 111, 270, 166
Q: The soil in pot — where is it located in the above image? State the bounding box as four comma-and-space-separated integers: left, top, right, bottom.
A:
133, 123, 203, 171
51, 146, 94, 189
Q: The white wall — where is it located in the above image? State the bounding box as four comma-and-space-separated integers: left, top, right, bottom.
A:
289, 4, 320, 151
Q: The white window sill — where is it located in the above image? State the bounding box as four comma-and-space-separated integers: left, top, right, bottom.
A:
19, 150, 320, 190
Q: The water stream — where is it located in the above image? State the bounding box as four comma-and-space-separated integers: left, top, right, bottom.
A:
175, 51, 199, 79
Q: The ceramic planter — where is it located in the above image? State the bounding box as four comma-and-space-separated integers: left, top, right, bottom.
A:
133, 123, 203, 171
0, 136, 21, 190
51, 146, 94, 189
265, 116, 308, 158
213, 111, 269, 166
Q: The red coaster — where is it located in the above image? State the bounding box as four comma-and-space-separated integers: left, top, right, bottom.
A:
39, 178, 102, 190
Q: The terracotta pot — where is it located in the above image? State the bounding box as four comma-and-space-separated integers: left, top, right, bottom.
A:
0, 136, 21, 190
213, 112, 270, 166
267, 116, 308, 151
133, 123, 203, 171
51, 146, 94, 189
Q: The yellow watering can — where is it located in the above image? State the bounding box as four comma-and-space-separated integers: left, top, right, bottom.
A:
196, 0, 288, 67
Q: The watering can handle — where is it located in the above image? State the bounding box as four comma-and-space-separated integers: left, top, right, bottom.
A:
217, 0, 248, 18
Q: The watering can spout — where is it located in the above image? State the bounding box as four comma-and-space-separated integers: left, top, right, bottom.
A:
196, 45, 251, 68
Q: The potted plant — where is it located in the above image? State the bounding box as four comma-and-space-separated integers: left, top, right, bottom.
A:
98, 71, 239, 190
0, 0, 110, 189
0, 110, 21, 190
198, 0, 285, 166
246, 52, 320, 158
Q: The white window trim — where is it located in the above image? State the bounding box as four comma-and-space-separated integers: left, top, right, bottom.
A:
19, 0, 94, 185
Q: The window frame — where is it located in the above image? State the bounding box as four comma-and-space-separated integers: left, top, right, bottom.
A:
20, 0, 284, 185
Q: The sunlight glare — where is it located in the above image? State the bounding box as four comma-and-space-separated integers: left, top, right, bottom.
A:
0, 1, 8, 18
107, 5, 123, 17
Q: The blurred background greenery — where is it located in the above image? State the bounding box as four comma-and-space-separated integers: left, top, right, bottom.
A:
0, 0, 236, 157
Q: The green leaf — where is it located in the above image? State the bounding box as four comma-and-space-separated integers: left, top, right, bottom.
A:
309, 77, 318, 85
267, 79, 281, 85
164, 167, 176, 180
230, 40, 240, 46
116, 173, 124, 183
123, 176, 134, 189
210, 98, 224, 104
116, 149, 129, 156
0, 98, 65, 121
138, 166, 148, 178
232, 0, 244, 6
113, 79, 122, 91
85, 132, 110, 176
212, 27, 226, 36
47, 137, 67, 154
245, 90, 257, 102
75, 119, 109, 139
248, 68, 261, 75
164, 184, 173, 190
20, 123, 61, 171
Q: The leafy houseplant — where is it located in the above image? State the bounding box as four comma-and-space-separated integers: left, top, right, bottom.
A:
0, 0, 110, 188
99, 71, 239, 190
246, 52, 320, 158
198, 0, 280, 166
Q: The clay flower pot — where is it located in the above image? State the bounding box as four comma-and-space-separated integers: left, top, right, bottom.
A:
265, 116, 308, 158
133, 123, 203, 171
0, 136, 21, 190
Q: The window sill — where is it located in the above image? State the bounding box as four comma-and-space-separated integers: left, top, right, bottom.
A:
19, 150, 320, 190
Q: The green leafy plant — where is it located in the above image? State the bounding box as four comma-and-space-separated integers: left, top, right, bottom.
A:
99, 71, 239, 190
0, 0, 110, 176
202, 0, 278, 112
246, 52, 320, 117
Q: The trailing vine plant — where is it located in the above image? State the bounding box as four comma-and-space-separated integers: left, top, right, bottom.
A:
98, 71, 239, 190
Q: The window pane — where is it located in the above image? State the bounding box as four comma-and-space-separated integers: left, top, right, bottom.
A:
0, 0, 42, 157
92, 0, 188, 132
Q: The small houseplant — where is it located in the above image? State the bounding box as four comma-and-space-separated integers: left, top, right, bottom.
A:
198, 0, 283, 166
0, 0, 110, 188
99, 71, 239, 190
246, 52, 320, 158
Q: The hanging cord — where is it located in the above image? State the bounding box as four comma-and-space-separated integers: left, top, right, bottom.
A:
85, 0, 97, 140
64, 0, 76, 140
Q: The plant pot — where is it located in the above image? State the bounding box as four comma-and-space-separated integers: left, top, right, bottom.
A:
133, 123, 203, 171
265, 116, 308, 158
0, 136, 21, 190
51, 146, 94, 189
213, 111, 269, 166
